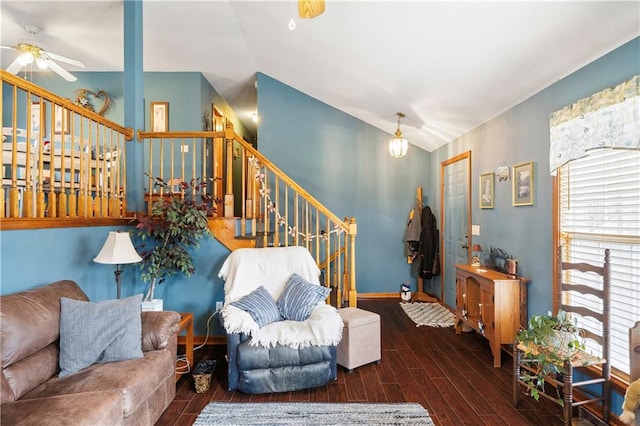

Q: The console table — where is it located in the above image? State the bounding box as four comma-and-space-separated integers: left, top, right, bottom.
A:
454, 264, 529, 367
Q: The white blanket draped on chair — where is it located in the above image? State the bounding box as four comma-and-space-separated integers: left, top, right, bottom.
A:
219, 246, 343, 349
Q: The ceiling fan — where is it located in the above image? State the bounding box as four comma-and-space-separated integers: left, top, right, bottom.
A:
1, 24, 85, 82
298, 0, 325, 19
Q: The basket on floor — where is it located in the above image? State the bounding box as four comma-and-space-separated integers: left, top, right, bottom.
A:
192, 359, 216, 393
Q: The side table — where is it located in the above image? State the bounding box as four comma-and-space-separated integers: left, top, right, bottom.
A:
176, 312, 194, 381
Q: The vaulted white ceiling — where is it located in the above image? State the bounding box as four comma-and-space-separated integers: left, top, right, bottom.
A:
2, 1, 638, 152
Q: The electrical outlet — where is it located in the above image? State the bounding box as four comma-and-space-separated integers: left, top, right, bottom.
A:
181, 144, 189, 153
216, 301, 223, 312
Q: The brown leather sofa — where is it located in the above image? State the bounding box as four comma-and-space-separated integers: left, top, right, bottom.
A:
0, 280, 181, 425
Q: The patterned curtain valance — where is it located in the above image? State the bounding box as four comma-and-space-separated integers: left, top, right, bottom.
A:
549, 75, 639, 175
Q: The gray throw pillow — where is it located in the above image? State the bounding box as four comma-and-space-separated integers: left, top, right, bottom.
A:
59, 293, 143, 377
230, 285, 281, 328
277, 273, 331, 322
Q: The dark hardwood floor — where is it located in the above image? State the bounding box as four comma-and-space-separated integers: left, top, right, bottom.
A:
157, 299, 570, 425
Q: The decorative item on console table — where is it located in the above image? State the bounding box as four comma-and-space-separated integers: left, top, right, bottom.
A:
454, 264, 530, 367
485, 246, 514, 274
506, 258, 519, 279
135, 175, 215, 310
471, 244, 483, 267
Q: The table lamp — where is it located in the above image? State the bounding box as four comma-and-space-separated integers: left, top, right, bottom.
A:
93, 231, 142, 298
471, 244, 483, 267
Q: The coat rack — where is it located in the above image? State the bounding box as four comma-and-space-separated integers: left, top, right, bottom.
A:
413, 186, 439, 303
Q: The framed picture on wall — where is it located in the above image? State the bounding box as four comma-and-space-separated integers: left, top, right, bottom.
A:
30, 101, 44, 134
512, 161, 534, 206
479, 172, 494, 209
150, 102, 169, 132
54, 104, 70, 134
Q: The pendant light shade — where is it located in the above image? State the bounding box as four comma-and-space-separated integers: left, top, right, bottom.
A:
389, 112, 408, 158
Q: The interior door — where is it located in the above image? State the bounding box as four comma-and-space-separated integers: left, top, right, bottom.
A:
441, 152, 471, 309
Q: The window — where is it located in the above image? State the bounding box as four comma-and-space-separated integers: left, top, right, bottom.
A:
557, 148, 640, 376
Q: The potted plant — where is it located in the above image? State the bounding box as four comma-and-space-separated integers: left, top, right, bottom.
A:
135, 176, 214, 309
515, 310, 585, 405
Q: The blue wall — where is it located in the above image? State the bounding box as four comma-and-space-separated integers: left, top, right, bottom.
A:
0, 226, 229, 336
256, 73, 434, 295
429, 36, 639, 319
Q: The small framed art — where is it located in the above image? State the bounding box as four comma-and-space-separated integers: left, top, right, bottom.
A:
30, 102, 43, 134
150, 102, 169, 132
512, 161, 534, 206
479, 172, 494, 209
54, 104, 70, 134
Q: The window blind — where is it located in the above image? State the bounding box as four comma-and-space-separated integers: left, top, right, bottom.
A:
559, 148, 640, 376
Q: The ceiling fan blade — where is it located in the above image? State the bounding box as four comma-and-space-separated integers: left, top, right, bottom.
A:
5, 57, 24, 74
298, 0, 325, 19
1, 45, 17, 51
47, 52, 85, 68
44, 58, 77, 82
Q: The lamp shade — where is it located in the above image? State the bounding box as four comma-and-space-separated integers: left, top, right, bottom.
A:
472, 244, 483, 252
93, 231, 142, 265
389, 137, 408, 158
389, 112, 409, 158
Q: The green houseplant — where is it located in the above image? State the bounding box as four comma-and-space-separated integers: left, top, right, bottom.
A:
515, 310, 585, 405
135, 176, 214, 303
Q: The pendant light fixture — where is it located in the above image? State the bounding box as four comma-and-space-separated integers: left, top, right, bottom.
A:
389, 112, 408, 158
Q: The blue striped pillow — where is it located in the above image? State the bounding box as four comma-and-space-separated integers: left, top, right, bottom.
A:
230, 286, 281, 328
277, 273, 331, 321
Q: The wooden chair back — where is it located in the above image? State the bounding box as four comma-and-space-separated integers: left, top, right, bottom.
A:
631, 321, 640, 382
557, 246, 611, 366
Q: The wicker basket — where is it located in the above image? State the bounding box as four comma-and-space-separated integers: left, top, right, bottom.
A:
192, 360, 216, 393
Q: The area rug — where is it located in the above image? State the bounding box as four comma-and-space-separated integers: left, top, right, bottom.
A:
400, 302, 455, 327
194, 402, 434, 425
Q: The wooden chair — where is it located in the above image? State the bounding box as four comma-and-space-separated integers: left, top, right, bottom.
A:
631, 321, 640, 383
513, 246, 611, 425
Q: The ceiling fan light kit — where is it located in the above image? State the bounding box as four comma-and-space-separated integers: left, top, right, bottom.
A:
2, 24, 85, 82
389, 112, 408, 158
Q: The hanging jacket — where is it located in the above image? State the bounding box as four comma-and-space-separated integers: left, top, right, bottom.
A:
418, 206, 440, 279
404, 202, 422, 258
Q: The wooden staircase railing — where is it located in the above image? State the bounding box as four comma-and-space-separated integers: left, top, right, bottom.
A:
138, 122, 358, 308
1, 71, 134, 221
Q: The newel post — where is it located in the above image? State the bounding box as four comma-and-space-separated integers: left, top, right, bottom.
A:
224, 121, 235, 217
348, 217, 358, 307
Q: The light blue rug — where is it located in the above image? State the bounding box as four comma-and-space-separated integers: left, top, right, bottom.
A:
194, 402, 434, 425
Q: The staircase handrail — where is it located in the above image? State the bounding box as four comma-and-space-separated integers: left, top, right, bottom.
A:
139, 128, 351, 233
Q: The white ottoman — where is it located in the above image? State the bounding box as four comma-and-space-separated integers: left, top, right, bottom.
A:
337, 307, 381, 373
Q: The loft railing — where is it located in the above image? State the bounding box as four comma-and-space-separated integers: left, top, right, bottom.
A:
138, 122, 358, 307
1, 71, 134, 221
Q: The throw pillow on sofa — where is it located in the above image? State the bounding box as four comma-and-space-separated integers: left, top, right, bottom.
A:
229, 285, 281, 328
277, 273, 331, 321
59, 293, 143, 377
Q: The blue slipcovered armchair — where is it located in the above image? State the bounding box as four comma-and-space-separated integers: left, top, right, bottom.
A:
218, 247, 342, 394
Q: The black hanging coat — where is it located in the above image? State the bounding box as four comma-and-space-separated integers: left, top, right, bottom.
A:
418, 206, 440, 279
